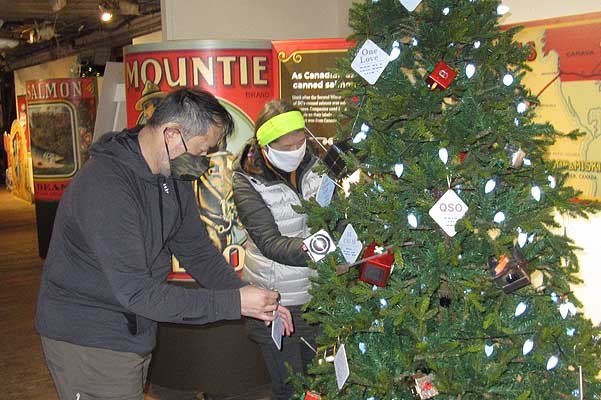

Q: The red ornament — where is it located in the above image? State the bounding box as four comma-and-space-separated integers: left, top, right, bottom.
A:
426, 61, 457, 90
488, 248, 531, 294
459, 151, 468, 163
359, 243, 394, 287
303, 391, 322, 400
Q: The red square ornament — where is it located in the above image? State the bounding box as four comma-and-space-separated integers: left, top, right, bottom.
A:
359, 243, 394, 287
426, 61, 457, 90
304, 391, 322, 400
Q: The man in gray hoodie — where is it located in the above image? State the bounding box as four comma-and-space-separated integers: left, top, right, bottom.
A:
35, 88, 292, 400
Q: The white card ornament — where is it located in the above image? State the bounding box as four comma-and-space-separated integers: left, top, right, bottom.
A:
428, 189, 468, 237
271, 311, 282, 350
303, 229, 336, 262
316, 175, 336, 207
567, 302, 577, 316
334, 344, 350, 389
351, 39, 390, 85
485, 344, 494, 357
338, 224, 363, 264
399, 0, 422, 12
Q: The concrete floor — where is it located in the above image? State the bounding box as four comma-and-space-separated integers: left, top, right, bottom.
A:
0, 188, 270, 400
0, 189, 55, 399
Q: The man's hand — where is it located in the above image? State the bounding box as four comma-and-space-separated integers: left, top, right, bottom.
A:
239, 285, 280, 322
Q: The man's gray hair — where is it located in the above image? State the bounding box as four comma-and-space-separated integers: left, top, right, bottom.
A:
147, 88, 234, 140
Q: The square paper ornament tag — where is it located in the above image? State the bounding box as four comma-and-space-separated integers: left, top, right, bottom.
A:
303, 229, 337, 262
428, 189, 468, 237
334, 343, 350, 390
351, 39, 390, 85
271, 311, 282, 350
338, 224, 363, 264
316, 175, 336, 207
399, 0, 422, 12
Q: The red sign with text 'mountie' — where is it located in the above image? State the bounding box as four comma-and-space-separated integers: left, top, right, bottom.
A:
123, 40, 276, 281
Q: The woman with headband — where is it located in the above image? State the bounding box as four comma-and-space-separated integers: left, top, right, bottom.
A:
233, 100, 322, 400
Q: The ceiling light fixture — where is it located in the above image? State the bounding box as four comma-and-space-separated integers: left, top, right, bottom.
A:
99, 1, 115, 22
100, 10, 113, 22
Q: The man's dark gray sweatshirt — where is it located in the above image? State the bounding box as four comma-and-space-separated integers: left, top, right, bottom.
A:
35, 128, 245, 355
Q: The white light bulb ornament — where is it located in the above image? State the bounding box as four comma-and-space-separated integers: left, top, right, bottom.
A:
359, 342, 367, 354
484, 178, 496, 194
517, 102, 528, 114
353, 123, 370, 144
438, 148, 449, 164
394, 163, 404, 177
515, 302, 527, 317
502, 74, 514, 86
531, 185, 542, 202
442, 6, 450, 15
522, 338, 534, 355
389, 40, 401, 61
465, 63, 476, 79
497, 5, 510, 15
493, 211, 506, 224
517, 228, 528, 248
559, 302, 576, 319
474, 40, 481, 49
547, 355, 559, 370
484, 343, 494, 357
408, 213, 418, 228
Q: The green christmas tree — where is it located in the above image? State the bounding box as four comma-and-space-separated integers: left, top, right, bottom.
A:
294, 0, 601, 398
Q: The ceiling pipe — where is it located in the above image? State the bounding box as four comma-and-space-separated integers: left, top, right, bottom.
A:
4, 13, 160, 71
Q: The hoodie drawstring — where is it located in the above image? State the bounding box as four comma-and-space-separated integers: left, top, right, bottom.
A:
158, 177, 165, 244
172, 180, 184, 222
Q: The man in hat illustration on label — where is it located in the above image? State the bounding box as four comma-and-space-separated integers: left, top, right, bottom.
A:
135, 81, 168, 125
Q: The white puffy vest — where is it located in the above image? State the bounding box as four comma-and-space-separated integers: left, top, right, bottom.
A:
238, 167, 322, 306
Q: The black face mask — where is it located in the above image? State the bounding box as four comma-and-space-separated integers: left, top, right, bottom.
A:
164, 130, 210, 180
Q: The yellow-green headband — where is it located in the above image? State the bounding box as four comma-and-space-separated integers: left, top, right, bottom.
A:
256, 110, 305, 147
